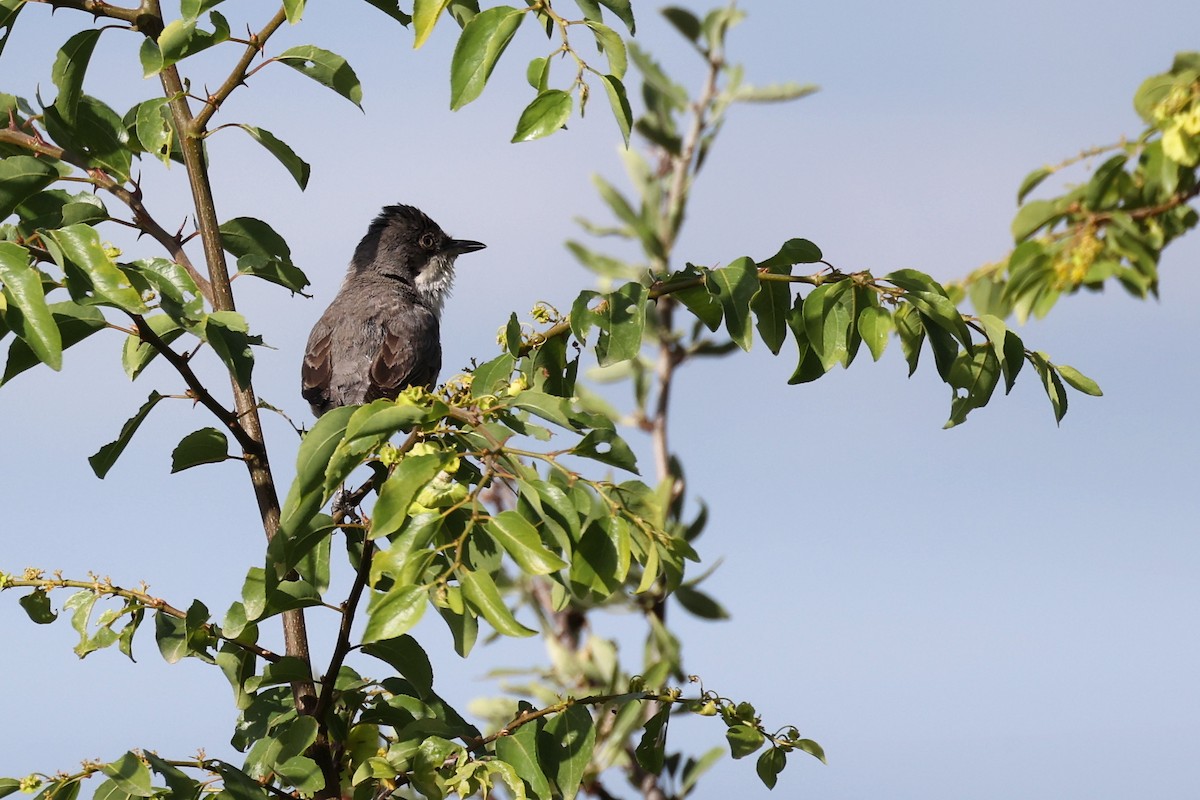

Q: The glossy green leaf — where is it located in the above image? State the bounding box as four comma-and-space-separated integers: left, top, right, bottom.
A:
512, 89, 573, 142
362, 585, 427, 644
857, 305, 891, 361
706, 257, 759, 351
538, 704, 596, 799
18, 589, 56, 624
472, 351, 515, 396
171, 427, 230, 472
132, 98, 174, 165
122, 314, 183, 380
47, 224, 148, 312
42, 95, 131, 181
235, 125, 311, 190
3, 301, 105, 385
101, 753, 153, 798
751, 273, 790, 355
760, 237, 823, 271
0, 246, 61, 372
795, 737, 827, 763
1057, 364, 1102, 396
733, 82, 818, 103
755, 747, 786, 789
155, 11, 230, 70
361, 0, 412, 24
784, 294, 826, 384
726, 723, 764, 759
369, 453, 453, 539
277, 45, 363, 109
599, 74, 633, 145
220, 216, 309, 294
0, 156, 61, 219
596, 0, 634, 32
0, 0, 24, 57
944, 347, 1000, 429
1031, 351, 1068, 424
362, 634, 434, 698
586, 20, 627, 79
282, 0, 305, 23
460, 568, 536, 637
88, 392, 164, 478
594, 282, 646, 366
413, 0, 452, 47
661, 6, 701, 41
51, 29, 102, 122
143, 753, 200, 800
202, 310, 258, 389
496, 714, 552, 800
574, 427, 638, 472
486, 510, 568, 574
635, 706, 669, 773
1016, 166, 1052, 204
279, 405, 355, 537
449, 6, 523, 110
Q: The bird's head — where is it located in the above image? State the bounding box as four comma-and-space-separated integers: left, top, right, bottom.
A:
350, 204, 486, 316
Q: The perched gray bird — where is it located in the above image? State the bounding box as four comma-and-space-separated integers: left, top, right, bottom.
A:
301, 204, 485, 417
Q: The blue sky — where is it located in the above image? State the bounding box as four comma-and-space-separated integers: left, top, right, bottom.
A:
2, 2, 1198, 798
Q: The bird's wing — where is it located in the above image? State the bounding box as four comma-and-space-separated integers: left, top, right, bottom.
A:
301, 320, 335, 415
366, 311, 441, 399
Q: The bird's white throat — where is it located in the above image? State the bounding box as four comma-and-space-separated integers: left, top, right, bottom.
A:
415, 254, 457, 317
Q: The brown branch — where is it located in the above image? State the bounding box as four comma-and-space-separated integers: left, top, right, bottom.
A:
192, 7, 289, 130
5, 575, 282, 663
0, 129, 214, 302
127, 313, 261, 453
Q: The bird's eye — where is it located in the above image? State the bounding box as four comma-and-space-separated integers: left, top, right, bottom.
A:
419, 232, 438, 250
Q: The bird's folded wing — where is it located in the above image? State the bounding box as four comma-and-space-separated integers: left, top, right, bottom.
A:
301, 323, 334, 412
366, 313, 441, 399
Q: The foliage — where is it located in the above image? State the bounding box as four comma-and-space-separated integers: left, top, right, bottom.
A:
1, 1, 1196, 799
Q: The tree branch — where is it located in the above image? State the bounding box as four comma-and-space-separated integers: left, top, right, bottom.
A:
192, 7, 289, 130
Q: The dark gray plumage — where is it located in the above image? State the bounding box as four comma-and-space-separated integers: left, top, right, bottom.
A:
301, 204, 485, 417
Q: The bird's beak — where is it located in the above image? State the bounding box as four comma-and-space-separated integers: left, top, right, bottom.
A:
445, 238, 486, 255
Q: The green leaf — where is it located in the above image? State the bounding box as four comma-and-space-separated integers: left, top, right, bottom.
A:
726, 724, 764, 759
47, 223, 148, 312
449, 6, 524, 110
101, 753, 153, 798
596, 0, 634, 33
460, 568, 536, 637
277, 45, 364, 109
19, 589, 56, 624
472, 351, 515, 396
0, 244, 61, 371
1030, 351, 1068, 424
0, 0, 24, 58
944, 347, 1001, 429
512, 89, 573, 142
675, 584, 729, 619
1056, 364, 1102, 396
755, 747, 786, 790
202, 310, 259, 389
857, 305, 891, 361
143, 753, 200, 800
362, 634, 434, 698
801, 281, 853, 368
369, 453, 453, 539
795, 738, 826, 763
760, 238, 823, 271
133, 97, 174, 166
0, 156, 61, 219
496, 713, 552, 800
52, 29, 102, 122
599, 74, 633, 146
363, 585, 427, 644
574, 427, 638, 472
155, 11, 231, 71
1016, 166, 1052, 204
279, 405, 355, 538
585, 20, 627, 79
1011, 198, 1061, 242
88, 392, 164, 478
282, 0, 305, 23
235, 125, 311, 190
122, 314, 183, 380
220, 216, 309, 294
594, 282, 646, 366
661, 6, 701, 41
706, 257, 759, 351
733, 82, 819, 103
751, 273, 790, 355
486, 510, 568, 574
539, 704, 596, 800
171, 427, 230, 472
635, 707, 669, 773
413, 0, 452, 48
361, 0, 412, 25
42, 95, 132, 181
3, 301, 105, 385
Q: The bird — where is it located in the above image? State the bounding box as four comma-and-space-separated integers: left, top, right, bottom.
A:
301, 204, 485, 417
